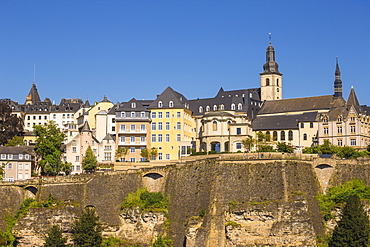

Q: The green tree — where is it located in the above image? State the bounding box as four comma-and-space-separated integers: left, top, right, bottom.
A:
150, 148, 158, 160
71, 207, 102, 247
242, 137, 255, 152
5, 135, 24, 146
276, 142, 294, 153
329, 194, 370, 247
0, 99, 24, 146
115, 147, 129, 161
34, 121, 65, 175
140, 148, 150, 161
82, 146, 98, 172
43, 225, 67, 247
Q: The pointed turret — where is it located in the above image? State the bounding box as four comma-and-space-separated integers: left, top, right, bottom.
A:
80, 121, 91, 132
25, 83, 41, 105
334, 58, 343, 98
260, 34, 283, 101
347, 87, 360, 106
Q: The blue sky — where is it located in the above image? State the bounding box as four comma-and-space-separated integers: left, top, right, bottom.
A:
1, 1, 370, 105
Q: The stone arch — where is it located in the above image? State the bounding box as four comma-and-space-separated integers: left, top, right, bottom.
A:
85, 204, 96, 209
315, 164, 333, 169
143, 172, 165, 192
25, 185, 38, 196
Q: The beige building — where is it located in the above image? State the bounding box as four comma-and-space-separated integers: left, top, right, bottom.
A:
0, 146, 35, 181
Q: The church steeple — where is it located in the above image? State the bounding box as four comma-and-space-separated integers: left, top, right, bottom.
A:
334, 57, 343, 98
260, 34, 283, 101
25, 83, 41, 105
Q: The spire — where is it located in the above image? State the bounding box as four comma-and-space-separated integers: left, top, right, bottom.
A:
80, 121, 91, 132
334, 57, 343, 98
261, 33, 281, 75
347, 87, 360, 106
25, 83, 41, 105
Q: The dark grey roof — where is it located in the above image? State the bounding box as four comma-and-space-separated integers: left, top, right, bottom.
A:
101, 96, 111, 103
149, 87, 189, 109
83, 100, 91, 108
117, 98, 153, 112
25, 84, 41, 104
51, 99, 82, 113
0, 146, 34, 155
79, 121, 91, 132
252, 112, 318, 130
347, 87, 360, 106
258, 95, 335, 115
23, 101, 52, 113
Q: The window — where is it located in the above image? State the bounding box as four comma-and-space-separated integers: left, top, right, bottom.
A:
72, 147, 77, 153
237, 103, 242, 110
206, 106, 210, 112
351, 139, 356, 146
131, 102, 136, 108
76, 156, 80, 162
152, 123, 156, 130
337, 126, 342, 134
120, 136, 126, 143
266, 78, 270, 86
220, 104, 224, 110
158, 134, 163, 142
130, 158, 136, 162
130, 136, 135, 143
1, 154, 5, 159
19, 154, 23, 159
158, 112, 163, 118
8, 163, 12, 169
199, 106, 203, 113
158, 122, 162, 130
44, 116, 48, 120
120, 124, 126, 131
166, 154, 170, 160
177, 134, 181, 142
166, 134, 170, 142
7, 154, 12, 160
277, 78, 279, 86
104, 152, 112, 161
338, 139, 343, 146
273, 131, 278, 141
166, 112, 170, 118
303, 133, 307, 140
140, 136, 146, 143
213, 121, 217, 131
310, 122, 314, 128
130, 147, 135, 153
131, 112, 135, 118
18, 164, 23, 170
141, 112, 145, 118
140, 158, 146, 162
281, 131, 285, 141
350, 125, 356, 133
169, 101, 173, 107
25, 154, 30, 160
177, 122, 181, 130
121, 112, 125, 117
141, 124, 145, 131
104, 146, 112, 150
166, 122, 170, 130
177, 112, 181, 118
131, 124, 136, 131
324, 127, 329, 135
288, 130, 293, 141
213, 105, 217, 111
151, 112, 156, 118
231, 103, 235, 110
236, 128, 241, 135
158, 153, 163, 160
301, 123, 304, 128
152, 134, 156, 142
236, 143, 242, 149
25, 163, 29, 170
158, 101, 163, 107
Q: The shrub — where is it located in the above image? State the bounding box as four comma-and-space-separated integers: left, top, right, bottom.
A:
121, 188, 168, 212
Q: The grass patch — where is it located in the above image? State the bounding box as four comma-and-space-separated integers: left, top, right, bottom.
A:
121, 188, 169, 212
225, 221, 241, 229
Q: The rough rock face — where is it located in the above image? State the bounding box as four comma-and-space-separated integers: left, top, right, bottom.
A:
115, 208, 167, 246
224, 201, 317, 247
13, 206, 79, 247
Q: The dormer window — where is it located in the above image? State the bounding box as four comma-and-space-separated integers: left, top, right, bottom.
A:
237, 103, 242, 110
131, 102, 136, 108
131, 112, 135, 118
158, 101, 163, 107
206, 106, 210, 112
199, 106, 203, 113
121, 112, 125, 118
220, 104, 224, 110
231, 103, 235, 110
213, 105, 217, 111
169, 101, 174, 107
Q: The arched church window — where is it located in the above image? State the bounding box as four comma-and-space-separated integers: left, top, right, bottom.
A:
303, 133, 307, 140
277, 79, 279, 86
288, 130, 293, 141
273, 131, 278, 141
212, 121, 217, 131
281, 131, 285, 141
266, 78, 270, 86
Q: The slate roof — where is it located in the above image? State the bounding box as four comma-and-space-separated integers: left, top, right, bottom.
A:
252, 112, 318, 130
79, 121, 91, 132
51, 99, 83, 113
257, 95, 335, 115
0, 146, 35, 155
116, 98, 153, 112
347, 87, 360, 106
149, 87, 189, 109
25, 84, 41, 104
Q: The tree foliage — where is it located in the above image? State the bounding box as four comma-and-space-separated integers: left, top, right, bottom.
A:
276, 142, 294, 153
71, 207, 102, 247
43, 225, 67, 247
329, 194, 370, 247
121, 188, 168, 212
34, 121, 65, 175
0, 100, 23, 146
303, 140, 369, 159
115, 147, 129, 161
82, 146, 98, 171
5, 135, 24, 146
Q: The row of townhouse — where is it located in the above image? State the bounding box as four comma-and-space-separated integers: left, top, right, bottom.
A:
7, 41, 370, 175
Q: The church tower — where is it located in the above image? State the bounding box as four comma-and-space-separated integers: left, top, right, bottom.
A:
334, 57, 343, 98
260, 37, 282, 101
